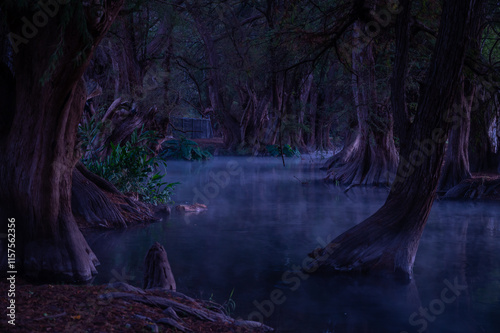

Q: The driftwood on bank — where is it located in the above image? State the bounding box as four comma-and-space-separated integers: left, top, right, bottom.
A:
144, 242, 176, 290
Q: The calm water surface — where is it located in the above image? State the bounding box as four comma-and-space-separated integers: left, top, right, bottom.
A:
86, 156, 500, 333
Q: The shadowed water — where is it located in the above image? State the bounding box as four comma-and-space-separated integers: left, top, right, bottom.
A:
85, 156, 500, 333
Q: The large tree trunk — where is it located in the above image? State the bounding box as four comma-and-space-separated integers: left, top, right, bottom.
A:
469, 87, 499, 172
114, 17, 142, 99
112, 12, 172, 102
438, 78, 474, 192
236, 81, 271, 152
438, 15, 484, 192
314, 63, 340, 152
324, 23, 398, 186
390, 0, 411, 147
0, 1, 124, 282
309, 0, 483, 279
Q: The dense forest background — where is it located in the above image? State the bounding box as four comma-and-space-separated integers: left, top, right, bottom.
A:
3, 0, 499, 177
74, 0, 500, 192
75, 0, 500, 169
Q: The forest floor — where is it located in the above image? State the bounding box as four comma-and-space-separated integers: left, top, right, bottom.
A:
0, 279, 268, 333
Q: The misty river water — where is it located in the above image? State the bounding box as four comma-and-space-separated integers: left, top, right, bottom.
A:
85, 156, 500, 333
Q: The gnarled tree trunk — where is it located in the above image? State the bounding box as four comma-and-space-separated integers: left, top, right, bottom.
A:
469, 87, 499, 172
438, 16, 484, 193
309, 0, 483, 279
95, 101, 169, 158
72, 162, 156, 229
438, 78, 474, 192
324, 22, 398, 186
0, 1, 124, 282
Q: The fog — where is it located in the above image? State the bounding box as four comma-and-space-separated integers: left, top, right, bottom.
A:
86, 156, 500, 333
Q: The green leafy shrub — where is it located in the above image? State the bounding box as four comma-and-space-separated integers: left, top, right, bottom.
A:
77, 113, 104, 159
161, 136, 212, 161
79, 123, 178, 205
266, 144, 301, 158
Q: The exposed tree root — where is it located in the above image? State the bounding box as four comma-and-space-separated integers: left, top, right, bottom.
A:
101, 288, 274, 332
72, 162, 157, 229
323, 140, 398, 186
442, 175, 500, 200
438, 160, 472, 193
307, 196, 431, 281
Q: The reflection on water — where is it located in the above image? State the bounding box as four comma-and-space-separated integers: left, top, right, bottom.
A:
85, 156, 500, 333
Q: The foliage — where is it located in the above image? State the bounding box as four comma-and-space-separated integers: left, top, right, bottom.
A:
222, 288, 236, 316
208, 288, 236, 317
78, 114, 104, 159
266, 144, 301, 158
161, 137, 212, 161
79, 119, 178, 205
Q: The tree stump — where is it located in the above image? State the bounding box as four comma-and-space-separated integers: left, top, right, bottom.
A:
144, 242, 176, 291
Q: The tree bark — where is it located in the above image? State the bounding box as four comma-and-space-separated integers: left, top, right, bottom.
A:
324, 22, 398, 186
112, 12, 172, 102
314, 63, 339, 151
71, 162, 156, 229
469, 87, 499, 172
144, 242, 176, 291
0, 61, 14, 136
96, 101, 169, 158
438, 78, 474, 192
438, 12, 484, 193
309, 0, 483, 279
390, 0, 412, 146
0, 1, 124, 282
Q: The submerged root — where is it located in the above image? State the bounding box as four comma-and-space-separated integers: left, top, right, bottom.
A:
324, 144, 397, 186
443, 175, 500, 200
307, 204, 423, 281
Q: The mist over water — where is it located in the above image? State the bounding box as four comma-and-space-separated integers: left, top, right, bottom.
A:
86, 156, 500, 333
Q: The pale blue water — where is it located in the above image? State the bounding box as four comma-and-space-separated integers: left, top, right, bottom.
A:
85, 156, 500, 333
